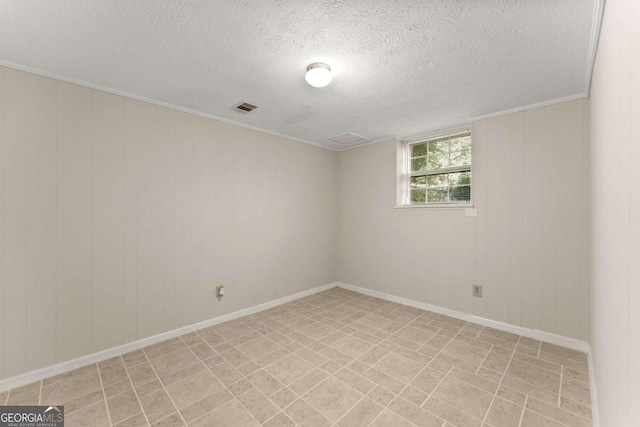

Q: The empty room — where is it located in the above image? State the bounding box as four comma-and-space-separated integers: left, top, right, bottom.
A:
0, 0, 637, 426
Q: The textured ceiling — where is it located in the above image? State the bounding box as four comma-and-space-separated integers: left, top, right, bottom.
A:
0, 0, 596, 150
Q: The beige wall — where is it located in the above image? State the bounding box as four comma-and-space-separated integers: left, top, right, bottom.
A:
0, 66, 338, 380
589, 0, 640, 424
337, 99, 590, 341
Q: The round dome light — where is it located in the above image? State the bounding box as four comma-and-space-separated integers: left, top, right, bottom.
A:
305, 63, 332, 88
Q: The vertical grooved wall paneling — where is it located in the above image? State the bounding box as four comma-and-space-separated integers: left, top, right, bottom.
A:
0, 66, 337, 380
337, 99, 590, 340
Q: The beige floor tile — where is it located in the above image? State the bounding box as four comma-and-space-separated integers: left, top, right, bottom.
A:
388, 397, 444, 427
151, 412, 184, 426
190, 399, 258, 427
303, 377, 363, 422
422, 396, 482, 427
247, 369, 286, 396
270, 387, 298, 409
410, 367, 445, 394
64, 389, 105, 414
560, 396, 593, 420
512, 352, 562, 374
296, 347, 329, 367
145, 341, 188, 360
219, 347, 251, 367
228, 378, 255, 397
484, 396, 524, 427
367, 385, 396, 406
209, 361, 243, 386
7, 388, 40, 405
235, 336, 281, 360
7, 381, 40, 397
139, 389, 178, 424
540, 343, 588, 363
520, 409, 564, 426
122, 351, 147, 369
135, 379, 163, 397
160, 363, 206, 387
41, 369, 102, 404
290, 369, 329, 396
370, 408, 415, 427
188, 342, 216, 361
374, 352, 424, 383
149, 348, 199, 378
338, 397, 384, 427
434, 352, 480, 373
442, 340, 490, 364
334, 368, 376, 394
300, 322, 338, 340
331, 335, 375, 358
363, 367, 405, 394
501, 375, 558, 406
506, 358, 561, 394
165, 370, 224, 410
263, 411, 296, 427
104, 379, 132, 398
65, 401, 111, 427
107, 389, 142, 424
99, 358, 129, 386
255, 348, 290, 367
127, 361, 159, 387
237, 388, 280, 423
264, 354, 314, 385
284, 399, 332, 427
179, 389, 233, 423
561, 376, 592, 406
0, 287, 594, 427
399, 386, 428, 406
431, 375, 493, 420
526, 396, 591, 427
449, 367, 499, 394
42, 365, 97, 387
113, 412, 147, 426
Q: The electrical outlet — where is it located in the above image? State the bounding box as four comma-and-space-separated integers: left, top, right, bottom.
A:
472, 284, 482, 297
216, 286, 225, 298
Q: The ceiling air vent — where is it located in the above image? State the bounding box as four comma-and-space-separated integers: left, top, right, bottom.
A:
325, 132, 370, 146
233, 101, 258, 113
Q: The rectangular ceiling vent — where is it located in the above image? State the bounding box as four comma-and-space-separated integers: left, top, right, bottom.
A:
233, 101, 258, 113
325, 132, 370, 146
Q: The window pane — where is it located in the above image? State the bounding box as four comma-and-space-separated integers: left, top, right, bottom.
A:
410, 175, 426, 189
428, 138, 449, 153
449, 171, 471, 186
411, 157, 427, 172
450, 135, 471, 151
411, 157, 426, 172
449, 185, 471, 201
427, 188, 448, 203
411, 143, 428, 157
450, 150, 471, 167
427, 174, 448, 187
427, 151, 448, 170
410, 189, 426, 203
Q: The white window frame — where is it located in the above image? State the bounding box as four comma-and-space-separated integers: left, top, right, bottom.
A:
395, 127, 473, 209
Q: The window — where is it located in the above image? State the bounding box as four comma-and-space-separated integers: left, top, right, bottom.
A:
401, 130, 472, 206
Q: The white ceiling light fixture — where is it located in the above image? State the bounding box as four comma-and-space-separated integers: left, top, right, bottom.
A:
305, 62, 332, 88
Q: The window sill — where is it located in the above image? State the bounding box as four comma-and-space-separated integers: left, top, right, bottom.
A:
394, 203, 473, 210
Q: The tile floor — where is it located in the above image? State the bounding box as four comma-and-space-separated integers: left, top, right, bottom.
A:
0, 287, 593, 426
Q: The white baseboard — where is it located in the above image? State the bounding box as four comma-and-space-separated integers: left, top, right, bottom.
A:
336, 282, 590, 353
0, 282, 338, 393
